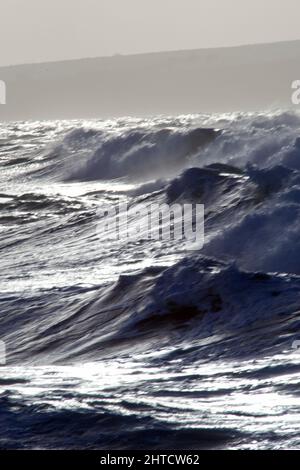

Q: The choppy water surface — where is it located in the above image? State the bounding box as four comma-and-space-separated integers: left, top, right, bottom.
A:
0, 111, 300, 449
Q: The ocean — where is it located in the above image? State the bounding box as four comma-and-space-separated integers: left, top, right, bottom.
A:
0, 110, 299, 449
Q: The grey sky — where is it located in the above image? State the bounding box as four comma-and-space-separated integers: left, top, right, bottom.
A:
1, 0, 300, 66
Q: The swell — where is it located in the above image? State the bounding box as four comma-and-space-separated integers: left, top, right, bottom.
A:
1, 111, 300, 451
2, 255, 300, 364
1, 110, 300, 363
30, 125, 220, 182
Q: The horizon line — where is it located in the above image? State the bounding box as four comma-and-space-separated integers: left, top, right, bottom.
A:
1, 38, 300, 69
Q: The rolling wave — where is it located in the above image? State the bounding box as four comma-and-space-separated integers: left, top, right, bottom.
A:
0, 110, 300, 449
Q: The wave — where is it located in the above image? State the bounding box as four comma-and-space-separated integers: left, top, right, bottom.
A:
4, 110, 298, 186
2, 254, 300, 364
2, 111, 300, 450
23, 123, 216, 182
2, 109, 300, 360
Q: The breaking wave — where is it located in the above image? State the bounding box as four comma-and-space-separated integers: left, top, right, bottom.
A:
1, 110, 300, 449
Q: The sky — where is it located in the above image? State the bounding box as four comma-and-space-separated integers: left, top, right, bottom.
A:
1, 0, 300, 66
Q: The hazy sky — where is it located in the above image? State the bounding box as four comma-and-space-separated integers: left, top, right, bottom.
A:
1, 0, 300, 66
